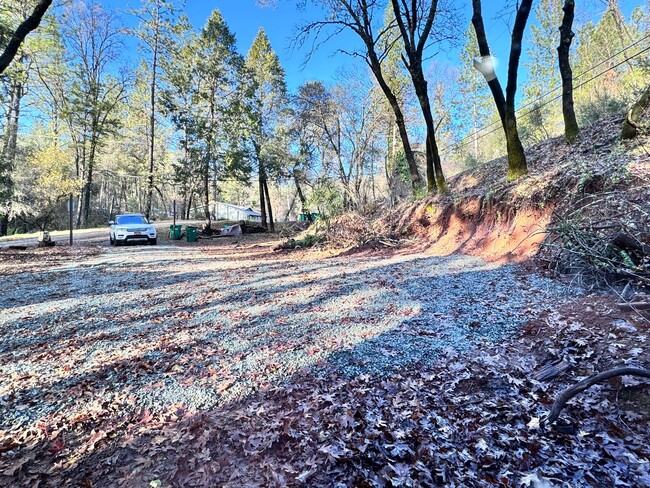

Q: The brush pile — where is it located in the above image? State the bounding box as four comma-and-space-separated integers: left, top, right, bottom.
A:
541, 187, 650, 292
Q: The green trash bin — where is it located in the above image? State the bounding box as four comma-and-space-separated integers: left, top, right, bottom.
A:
186, 225, 198, 243
169, 224, 182, 240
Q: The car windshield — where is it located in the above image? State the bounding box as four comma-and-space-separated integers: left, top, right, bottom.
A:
116, 215, 147, 225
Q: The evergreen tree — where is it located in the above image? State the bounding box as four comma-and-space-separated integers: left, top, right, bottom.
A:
245, 28, 288, 232
522, 0, 563, 142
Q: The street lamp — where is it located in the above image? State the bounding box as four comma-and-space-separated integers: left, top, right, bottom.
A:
473, 55, 497, 82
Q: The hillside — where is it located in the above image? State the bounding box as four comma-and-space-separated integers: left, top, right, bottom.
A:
310, 116, 649, 293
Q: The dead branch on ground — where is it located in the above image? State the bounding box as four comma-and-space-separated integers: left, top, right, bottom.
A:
542, 366, 650, 427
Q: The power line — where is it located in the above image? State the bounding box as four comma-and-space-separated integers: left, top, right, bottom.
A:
442, 38, 650, 157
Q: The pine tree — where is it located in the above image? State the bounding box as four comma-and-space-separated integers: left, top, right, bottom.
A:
522, 0, 563, 142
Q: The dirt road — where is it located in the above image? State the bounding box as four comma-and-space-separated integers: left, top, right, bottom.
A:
0, 220, 197, 248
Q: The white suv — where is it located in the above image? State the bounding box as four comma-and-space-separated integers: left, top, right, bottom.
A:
109, 214, 157, 246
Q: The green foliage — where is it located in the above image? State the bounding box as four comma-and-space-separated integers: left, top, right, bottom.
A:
243, 27, 289, 176
573, 2, 650, 123
577, 95, 626, 126
308, 180, 344, 217
520, 0, 563, 140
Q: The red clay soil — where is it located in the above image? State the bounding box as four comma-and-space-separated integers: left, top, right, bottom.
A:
413, 203, 551, 263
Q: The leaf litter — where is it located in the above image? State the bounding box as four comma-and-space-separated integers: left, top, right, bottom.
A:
0, 239, 648, 486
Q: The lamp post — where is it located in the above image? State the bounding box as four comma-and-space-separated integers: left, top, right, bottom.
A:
472, 55, 497, 82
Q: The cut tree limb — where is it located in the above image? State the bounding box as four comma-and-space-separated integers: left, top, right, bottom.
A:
534, 359, 571, 382
621, 84, 650, 139
611, 231, 650, 255
542, 367, 650, 427
617, 302, 650, 312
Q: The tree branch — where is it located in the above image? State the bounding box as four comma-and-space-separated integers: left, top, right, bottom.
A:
0, 0, 53, 75
542, 367, 650, 427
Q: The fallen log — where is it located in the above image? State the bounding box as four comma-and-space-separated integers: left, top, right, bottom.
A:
617, 302, 650, 312
533, 359, 571, 382
611, 231, 650, 255
542, 366, 650, 427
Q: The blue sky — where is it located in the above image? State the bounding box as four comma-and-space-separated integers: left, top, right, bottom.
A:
93, 0, 647, 92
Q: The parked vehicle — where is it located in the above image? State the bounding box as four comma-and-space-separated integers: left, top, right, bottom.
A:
109, 214, 157, 246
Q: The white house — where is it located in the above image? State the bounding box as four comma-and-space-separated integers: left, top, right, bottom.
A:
212, 202, 262, 222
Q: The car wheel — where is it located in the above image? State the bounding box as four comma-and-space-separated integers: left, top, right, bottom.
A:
109, 234, 114, 246
149, 238, 157, 245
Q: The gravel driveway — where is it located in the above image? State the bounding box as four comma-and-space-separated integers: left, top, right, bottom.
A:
0, 240, 577, 434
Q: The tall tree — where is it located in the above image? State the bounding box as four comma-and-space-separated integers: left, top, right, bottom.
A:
195, 10, 243, 229
161, 10, 245, 227
0, 56, 26, 235
245, 28, 288, 232
389, 0, 453, 193
61, 1, 127, 227
471, 0, 532, 179
0, 1, 46, 235
296, 0, 424, 192
0, 0, 51, 75
160, 17, 201, 220
131, 0, 181, 220
558, 0, 579, 142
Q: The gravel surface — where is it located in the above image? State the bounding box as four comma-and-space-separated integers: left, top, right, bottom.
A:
0, 242, 578, 432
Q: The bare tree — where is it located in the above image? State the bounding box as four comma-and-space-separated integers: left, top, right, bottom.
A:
61, 1, 127, 227
131, 0, 180, 221
471, 0, 532, 179
389, 0, 455, 193
0, 0, 52, 75
558, 0, 579, 143
295, 0, 424, 193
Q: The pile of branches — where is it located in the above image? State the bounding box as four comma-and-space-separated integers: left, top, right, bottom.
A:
541, 190, 650, 291
274, 212, 403, 252
320, 212, 401, 249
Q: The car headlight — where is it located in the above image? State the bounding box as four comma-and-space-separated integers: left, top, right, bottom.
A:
116, 227, 127, 232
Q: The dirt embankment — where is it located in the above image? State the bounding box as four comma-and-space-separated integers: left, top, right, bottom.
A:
388, 116, 649, 269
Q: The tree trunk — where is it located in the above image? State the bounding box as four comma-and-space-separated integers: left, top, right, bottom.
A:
366, 60, 423, 193
0, 78, 22, 235
471, 0, 530, 180
203, 157, 211, 228
82, 134, 99, 227
558, 0, 579, 143
145, 30, 159, 220
258, 172, 267, 230
420, 93, 446, 193
388, 0, 447, 194
621, 84, 650, 139
263, 178, 274, 232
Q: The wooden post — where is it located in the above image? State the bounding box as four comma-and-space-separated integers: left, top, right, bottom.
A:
68, 193, 73, 246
